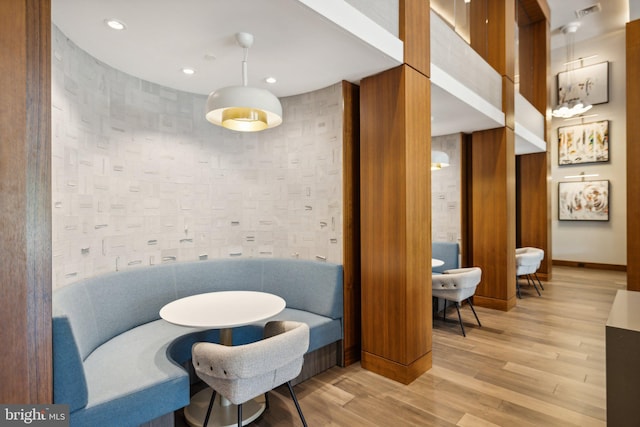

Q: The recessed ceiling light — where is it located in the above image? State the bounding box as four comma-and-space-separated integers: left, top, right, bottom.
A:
264, 77, 277, 84
105, 19, 126, 31
181, 68, 196, 75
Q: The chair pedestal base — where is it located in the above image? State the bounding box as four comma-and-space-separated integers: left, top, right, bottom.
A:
184, 388, 266, 427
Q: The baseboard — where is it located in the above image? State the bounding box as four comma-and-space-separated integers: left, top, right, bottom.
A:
553, 260, 627, 272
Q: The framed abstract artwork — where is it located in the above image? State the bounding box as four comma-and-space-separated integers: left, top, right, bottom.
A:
557, 120, 609, 165
557, 61, 609, 106
558, 180, 609, 221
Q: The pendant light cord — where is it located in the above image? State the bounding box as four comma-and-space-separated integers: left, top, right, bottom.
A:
242, 47, 249, 87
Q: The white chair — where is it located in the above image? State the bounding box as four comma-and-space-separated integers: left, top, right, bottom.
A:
432, 267, 482, 337
515, 250, 542, 298
516, 247, 545, 290
192, 321, 309, 427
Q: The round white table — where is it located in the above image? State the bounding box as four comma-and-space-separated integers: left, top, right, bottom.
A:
432, 258, 445, 268
160, 291, 286, 427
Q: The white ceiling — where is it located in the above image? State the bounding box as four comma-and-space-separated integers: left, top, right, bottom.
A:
51, 0, 401, 98
547, 0, 629, 50
52, 0, 630, 139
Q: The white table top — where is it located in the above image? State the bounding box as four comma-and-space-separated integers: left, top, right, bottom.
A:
159, 290, 286, 328
432, 258, 445, 268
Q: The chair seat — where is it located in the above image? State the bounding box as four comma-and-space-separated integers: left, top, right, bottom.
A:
432, 267, 482, 337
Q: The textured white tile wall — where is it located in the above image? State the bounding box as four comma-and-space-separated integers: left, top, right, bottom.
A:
431, 134, 461, 244
51, 26, 344, 289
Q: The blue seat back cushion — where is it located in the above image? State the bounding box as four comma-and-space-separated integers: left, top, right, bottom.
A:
84, 265, 179, 355
260, 259, 343, 319
52, 316, 88, 411
173, 259, 263, 298
53, 264, 179, 360
432, 242, 459, 274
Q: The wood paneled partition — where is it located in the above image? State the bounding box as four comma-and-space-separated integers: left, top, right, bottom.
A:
360, 65, 431, 384
359, 0, 432, 384
516, 1, 552, 281
467, 128, 517, 311
627, 19, 640, 291
341, 81, 361, 365
466, 0, 517, 311
0, 0, 52, 403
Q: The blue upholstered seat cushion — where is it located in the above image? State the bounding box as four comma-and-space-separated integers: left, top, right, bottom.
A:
71, 320, 196, 427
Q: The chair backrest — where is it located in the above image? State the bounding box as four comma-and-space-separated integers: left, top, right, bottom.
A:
432, 267, 482, 290
432, 267, 482, 302
516, 247, 544, 267
515, 252, 539, 275
192, 321, 309, 405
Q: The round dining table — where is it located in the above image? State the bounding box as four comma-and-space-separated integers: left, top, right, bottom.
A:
160, 290, 286, 427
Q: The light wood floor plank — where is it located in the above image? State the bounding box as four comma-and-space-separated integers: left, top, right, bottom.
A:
177, 267, 624, 426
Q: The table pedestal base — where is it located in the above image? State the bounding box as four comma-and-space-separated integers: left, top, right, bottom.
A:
184, 388, 266, 427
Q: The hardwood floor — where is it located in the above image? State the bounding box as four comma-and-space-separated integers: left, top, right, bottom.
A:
249, 267, 625, 426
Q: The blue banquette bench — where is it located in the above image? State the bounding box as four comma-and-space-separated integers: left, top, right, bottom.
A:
52, 258, 343, 427
432, 241, 460, 274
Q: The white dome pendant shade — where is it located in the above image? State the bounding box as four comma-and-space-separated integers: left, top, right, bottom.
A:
431, 150, 450, 171
206, 33, 282, 132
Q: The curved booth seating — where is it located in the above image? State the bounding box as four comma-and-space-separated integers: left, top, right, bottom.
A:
432, 241, 460, 274
432, 267, 482, 337
52, 258, 343, 427
192, 321, 309, 427
515, 251, 542, 298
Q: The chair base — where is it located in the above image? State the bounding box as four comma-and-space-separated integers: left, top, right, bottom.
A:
184, 388, 265, 427
436, 298, 481, 337
516, 274, 541, 298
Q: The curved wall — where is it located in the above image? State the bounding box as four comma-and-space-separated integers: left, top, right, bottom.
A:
51, 25, 344, 288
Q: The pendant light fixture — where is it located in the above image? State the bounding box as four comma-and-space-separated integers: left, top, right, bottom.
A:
552, 23, 592, 119
431, 150, 450, 171
206, 32, 283, 132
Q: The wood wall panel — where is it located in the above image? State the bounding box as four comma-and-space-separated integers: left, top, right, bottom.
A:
466, 0, 517, 311
470, 0, 515, 80
627, 20, 640, 291
399, 0, 430, 77
360, 65, 431, 384
517, 0, 550, 24
0, 0, 52, 403
341, 81, 361, 366
468, 128, 517, 311
516, 5, 552, 280
517, 152, 551, 279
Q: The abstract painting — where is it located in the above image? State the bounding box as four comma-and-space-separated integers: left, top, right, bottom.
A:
558, 180, 609, 221
557, 61, 608, 106
558, 120, 609, 165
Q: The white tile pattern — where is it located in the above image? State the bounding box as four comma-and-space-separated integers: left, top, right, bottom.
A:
51, 26, 344, 288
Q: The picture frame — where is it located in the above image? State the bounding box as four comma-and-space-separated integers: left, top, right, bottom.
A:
557, 61, 609, 106
557, 120, 609, 165
558, 180, 609, 221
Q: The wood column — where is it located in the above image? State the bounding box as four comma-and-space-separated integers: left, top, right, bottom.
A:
627, 19, 640, 291
342, 81, 361, 366
0, 0, 52, 403
360, 0, 431, 384
467, 0, 517, 311
516, 0, 552, 281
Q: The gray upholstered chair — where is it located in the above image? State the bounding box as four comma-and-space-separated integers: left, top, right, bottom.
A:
516, 247, 545, 290
515, 250, 542, 298
192, 321, 309, 427
432, 267, 482, 337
